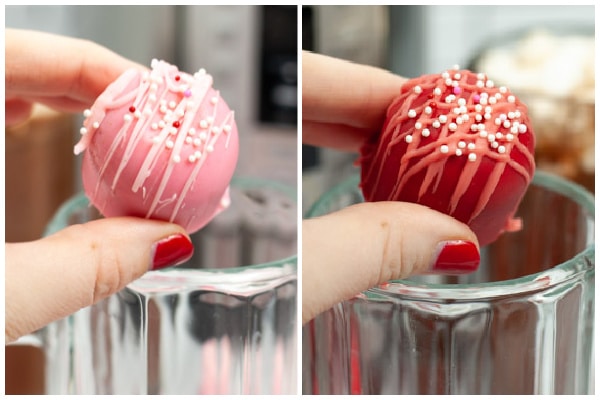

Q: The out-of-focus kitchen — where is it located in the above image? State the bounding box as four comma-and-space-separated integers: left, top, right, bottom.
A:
6, 5, 297, 395
302, 4, 594, 214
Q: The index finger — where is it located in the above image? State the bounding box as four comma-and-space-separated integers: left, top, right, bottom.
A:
5, 28, 141, 105
302, 51, 407, 131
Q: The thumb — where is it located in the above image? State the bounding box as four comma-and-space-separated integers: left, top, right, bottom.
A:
302, 201, 480, 324
5, 217, 193, 343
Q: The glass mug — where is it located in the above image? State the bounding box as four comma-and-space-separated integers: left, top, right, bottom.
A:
303, 171, 594, 395
34, 177, 297, 395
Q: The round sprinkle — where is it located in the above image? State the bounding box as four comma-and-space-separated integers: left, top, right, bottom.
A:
498, 145, 506, 154
211, 126, 220, 134
458, 141, 466, 149
467, 142, 476, 150
496, 132, 503, 139
151, 123, 159, 130
83, 109, 92, 117
150, 83, 158, 92
175, 75, 181, 81
408, 109, 417, 118
405, 135, 413, 143
439, 115, 448, 123
473, 94, 481, 103
168, 101, 177, 109
424, 106, 432, 115
471, 124, 478, 132
149, 94, 157, 102
486, 79, 495, 88
193, 138, 202, 147
223, 125, 232, 132
432, 120, 441, 128
457, 98, 466, 107
503, 120, 511, 129
206, 144, 214, 153
414, 86, 422, 94
194, 151, 202, 159
468, 153, 477, 162
160, 105, 168, 114
188, 128, 196, 136
440, 145, 449, 154
165, 140, 174, 149
92, 122, 100, 129
455, 149, 463, 156
484, 112, 492, 120
507, 95, 515, 103
415, 122, 423, 129
185, 137, 192, 144
488, 96, 497, 105
506, 133, 514, 141
518, 124, 528, 134
158, 120, 166, 128
442, 71, 450, 79
200, 120, 208, 129
479, 130, 488, 138
152, 136, 161, 144
184, 89, 192, 97
173, 155, 181, 163
173, 121, 181, 128
206, 116, 214, 124
211, 96, 219, 105
454, 73, 461, 80
445, 78, 453, 86
129, 106, 136, 113
499, 86, 507, 94
434, 87, 442, 96
456, 116, 463, 125
453, 86, 462, 95
487, 133, 496, 142
491, 141, 499, 149
123, 114, 132, 122
79, 127, 88, 135
188, 154, 196, 163
448, 122, 458, 131
476, 80, 485, 88
494, 117, 502, 126
422, 128, 430, 137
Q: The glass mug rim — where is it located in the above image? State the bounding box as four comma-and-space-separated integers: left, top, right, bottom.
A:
306, 170, 594, 300
45, 176, 298, 286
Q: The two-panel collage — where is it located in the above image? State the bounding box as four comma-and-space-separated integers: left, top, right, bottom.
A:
4, 4, 595, 396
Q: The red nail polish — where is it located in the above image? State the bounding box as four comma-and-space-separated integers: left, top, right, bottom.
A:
431, 240, 480, 274
151, 234, 194, 270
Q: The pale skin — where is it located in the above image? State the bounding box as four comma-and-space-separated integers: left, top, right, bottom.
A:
5, 29, 189, 344
302, 51, 479, 323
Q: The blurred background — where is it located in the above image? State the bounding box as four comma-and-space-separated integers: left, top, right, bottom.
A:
5, 5, 297, 394
302, 5, 595, 212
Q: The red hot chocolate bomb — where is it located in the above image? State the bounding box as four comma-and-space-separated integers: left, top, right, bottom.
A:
359, 68, 536, 246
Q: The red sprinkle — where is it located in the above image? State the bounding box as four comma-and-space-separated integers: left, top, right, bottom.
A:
175, 75, 181, 81
173, 121, 180, 128
129, 106, 136, 113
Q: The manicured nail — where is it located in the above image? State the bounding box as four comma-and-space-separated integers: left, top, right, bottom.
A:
430, 240, 480, 274
151, 233, 194, 270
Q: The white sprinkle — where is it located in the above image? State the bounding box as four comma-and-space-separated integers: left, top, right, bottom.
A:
434, 88, 442, 96
491, 141, 499, 148
424, 106, 432, 115
455, 149, 463, 156
453, 107, 462, 114
475, 114, 483, 122
176, 109, 185, 118
440, 145, 449, 154
149, 94, 157, 102
471, 124, 479, 132
445, 95, 455, 103
134, 111, 142, 118
467, 142, 476, 150
478, 123, 486, 130
499, 86, 507, 94
169, 101, 177, 109
454, 73, 461, 80
495, 93, 502, 100
158, 120, 166, 128
479, 130, 488, 138
194, 151, 202, 159
165, 140, 174, 149
452, 64, 460, 70
495, 118, 502, 126
456, 116, 463, 124
445, 78, 453, 86
507, 112, 515, 119
488, 96, 497, 105
211, 96, 219, 105
188, 154, 196, 163
199, 131, 208, 140
414, 86, 422, 94
415, 122, 423, 129
432, 120, 441, 129
207, 144, 214, 152
83, 109, 92, 118
92, 122, 100, 129
485, 106, 492, 113
484, 113, 492, 120
144, 107, 153, 116
185, 137, 192, 144
518, 124, 528, 134
408, 109, 417, 118
80, 127, 88, 135
486, 80, 495, 88
439, 115, 448, 123
169, 127, 178, 135
503, 120, 511, 129
480, 97, 488, 105
476, 80, 485, 88
468, 153, 477, 162
193, 138, 202, 147
173, 154, 181, 163
449, 122, 458, 131
477, 73, 486, 80
475, 104, 483, 112
211, 126, 220, 134
188, 128, 196, 136
150, 83, 158, 92
405, 135, 413, 143
506, 133, 514, 141
152, 136, 161, 144
123, 114, 132, 122
457, 98, 466, 107
422, 128, 430, 137
507, 95, 516, 103
442, 71, 450, 79
515, 110, 521, 118
200, 120, 208, 129
498, 145, 506, 154
223, 125, 232, 132
186, 101, 196, 110
487, 133, 496, 142
510, 126, 519, 134
151, 123, 158, 130
458, 141, 466, 149
160, 105, 168, 114
496, 132, 503, 139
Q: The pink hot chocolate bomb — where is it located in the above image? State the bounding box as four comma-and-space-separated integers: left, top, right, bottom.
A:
74, 59, 239, 234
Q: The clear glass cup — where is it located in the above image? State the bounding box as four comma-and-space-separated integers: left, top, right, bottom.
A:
40, 177, 297, 395
302, 171, 594, 395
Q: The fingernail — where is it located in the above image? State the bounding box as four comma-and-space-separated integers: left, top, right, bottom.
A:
151, 233, 194, 270
430, 240, 480, 274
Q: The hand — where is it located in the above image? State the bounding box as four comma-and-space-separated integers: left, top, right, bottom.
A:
302, 52, 480, 323
5, 29, 192, 344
